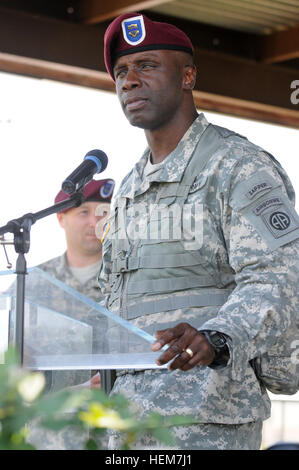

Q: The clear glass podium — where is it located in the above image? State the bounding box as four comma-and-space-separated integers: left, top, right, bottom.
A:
0, 267, 166, 372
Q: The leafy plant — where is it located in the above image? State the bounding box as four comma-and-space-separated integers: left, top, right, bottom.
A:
0, 348, 196, 450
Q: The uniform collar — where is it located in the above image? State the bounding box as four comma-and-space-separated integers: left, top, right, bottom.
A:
118, 113, 209, 199
60, 253, 100, 289
58, 252, 70, 276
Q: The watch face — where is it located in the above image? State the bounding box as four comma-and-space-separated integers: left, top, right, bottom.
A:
200, 330, 230, 368
209, 332, 227, 349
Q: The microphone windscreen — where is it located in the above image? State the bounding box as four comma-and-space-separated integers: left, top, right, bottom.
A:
85, 149, 108, 173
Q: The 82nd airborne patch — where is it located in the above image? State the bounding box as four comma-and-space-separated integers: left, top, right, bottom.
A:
262, 207, 298, 238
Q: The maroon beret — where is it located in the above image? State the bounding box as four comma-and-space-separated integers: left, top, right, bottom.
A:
55, 179, 115, 212
104, 13, 194, 80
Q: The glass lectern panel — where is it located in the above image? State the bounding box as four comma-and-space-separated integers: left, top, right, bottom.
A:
0, 268, 166, 371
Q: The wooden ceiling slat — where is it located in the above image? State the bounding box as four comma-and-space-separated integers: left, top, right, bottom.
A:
152, 0, 299, 34
182, 0, 292, 29
152, 3, 274, 34
277, 0, 299, 7
245, 0, 299, 16
194, 0, 299, 23
77, 0, 172, 24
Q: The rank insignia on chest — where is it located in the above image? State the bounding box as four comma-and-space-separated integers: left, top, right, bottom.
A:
122, 15, 146, 45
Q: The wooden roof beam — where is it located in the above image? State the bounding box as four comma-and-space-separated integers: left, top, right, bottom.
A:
193, 49, 299, 127
2, 50, 298, 129
258, 24, 299, 64
77, 0, 172, 24
0, 7, 298, 128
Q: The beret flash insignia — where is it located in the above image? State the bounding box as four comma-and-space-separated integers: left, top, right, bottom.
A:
122, 15, 146, 46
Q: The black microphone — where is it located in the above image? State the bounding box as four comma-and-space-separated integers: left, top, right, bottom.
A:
61, 149, 108, 194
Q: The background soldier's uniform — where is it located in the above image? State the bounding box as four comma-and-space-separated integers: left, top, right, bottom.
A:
27, 253, 114, 449
5, 178, 115, 449
37, 253, 105, 392
99, 113, 299, 450
40, 252, 102, 300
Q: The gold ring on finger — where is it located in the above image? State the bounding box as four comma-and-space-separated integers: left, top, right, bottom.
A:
184, 348, 194, 358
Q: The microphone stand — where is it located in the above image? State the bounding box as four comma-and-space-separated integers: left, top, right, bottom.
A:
0, 191, 85, 365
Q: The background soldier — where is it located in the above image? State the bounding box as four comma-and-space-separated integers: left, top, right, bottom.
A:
38, 178, 115, 392
26, 178, 115, 449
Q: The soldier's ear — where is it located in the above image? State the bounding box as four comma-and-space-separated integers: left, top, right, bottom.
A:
182, 64, 197, 90
57, 212, 65, 228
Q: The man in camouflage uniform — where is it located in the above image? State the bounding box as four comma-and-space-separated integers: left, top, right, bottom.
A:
99, 13, 299, 450
26, 178, 115, 449
38, 179, 115, 393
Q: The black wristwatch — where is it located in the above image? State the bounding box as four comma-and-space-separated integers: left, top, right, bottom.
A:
200, 330, 230, 368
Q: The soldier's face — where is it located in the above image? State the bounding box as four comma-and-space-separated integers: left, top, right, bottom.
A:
57, 202, 109, 256
114, 50, 193, 130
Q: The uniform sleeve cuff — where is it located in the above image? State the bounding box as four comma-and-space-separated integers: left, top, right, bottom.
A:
198, 323, 248, 382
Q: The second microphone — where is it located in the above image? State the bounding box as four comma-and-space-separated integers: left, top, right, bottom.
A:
62, 149, 108, 195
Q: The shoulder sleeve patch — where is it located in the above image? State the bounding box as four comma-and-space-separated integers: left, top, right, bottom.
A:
243, 192, 299, 251
253, 196, 283, 215
261, 206, 298, 239
230, 170, 299, 251
246, 181, 273, 200
229, 170, 282, 211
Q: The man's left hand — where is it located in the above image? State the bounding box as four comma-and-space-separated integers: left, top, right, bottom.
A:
151, 322, 216, 371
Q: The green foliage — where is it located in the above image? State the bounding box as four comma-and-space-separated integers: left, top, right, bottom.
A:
0, 348, 197, 450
